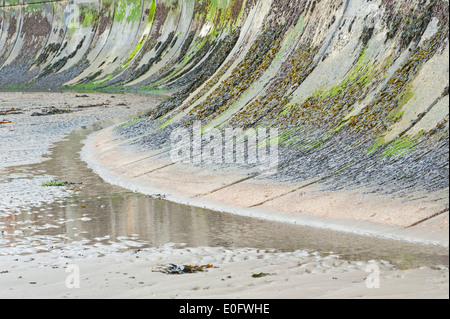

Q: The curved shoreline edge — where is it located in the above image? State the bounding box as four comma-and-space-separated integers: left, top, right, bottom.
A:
81, 124, 449, 248
1, 1, 448, 251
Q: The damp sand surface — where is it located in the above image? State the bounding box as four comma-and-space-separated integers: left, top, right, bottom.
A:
0, 92, 448, 299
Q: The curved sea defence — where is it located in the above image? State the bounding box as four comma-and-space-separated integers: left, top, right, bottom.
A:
1, 0, 448, 243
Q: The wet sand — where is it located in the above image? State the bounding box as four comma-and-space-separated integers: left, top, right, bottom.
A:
0, 92, 448, 299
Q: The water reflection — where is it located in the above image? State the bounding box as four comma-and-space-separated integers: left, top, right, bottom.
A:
0, 122, 448, 268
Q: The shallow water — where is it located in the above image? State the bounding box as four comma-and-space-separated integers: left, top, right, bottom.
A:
0, 119, 448, 269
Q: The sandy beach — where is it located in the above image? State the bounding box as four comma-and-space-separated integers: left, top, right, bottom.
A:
1, 244, 448, 299
0, 92, 448, 299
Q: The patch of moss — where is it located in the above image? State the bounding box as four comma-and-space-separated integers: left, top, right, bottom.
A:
381, 135, 421, 157
42, 181, 66, 187
367, 133, 423, 157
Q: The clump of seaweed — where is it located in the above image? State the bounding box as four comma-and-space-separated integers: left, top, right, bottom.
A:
228, 45, 319, 130
148, 28, 241, 120
348, 25, 448, 135
0, 107, 22, 115
31, 107, 74, 116
42, 181, 74, 187
152, 264, 216, 275
183, 24, 286, 125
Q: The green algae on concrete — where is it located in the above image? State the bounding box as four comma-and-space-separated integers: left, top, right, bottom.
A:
0, 0, 448, 199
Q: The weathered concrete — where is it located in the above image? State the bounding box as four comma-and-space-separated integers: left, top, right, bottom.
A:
1, 0, 449, 243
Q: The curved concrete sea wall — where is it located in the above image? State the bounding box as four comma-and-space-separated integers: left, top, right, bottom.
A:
1, 1, 449, 219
